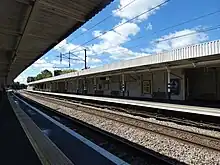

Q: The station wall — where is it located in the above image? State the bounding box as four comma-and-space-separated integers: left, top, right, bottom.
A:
31, 68, 187, 101
36, 69, 184, 100
126, 73, 142, 97
186, 67, 220, 101
170, 69, 185, 100
33, 69, 183, 100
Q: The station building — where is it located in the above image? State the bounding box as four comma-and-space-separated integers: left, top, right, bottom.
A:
28, 40, 220, 101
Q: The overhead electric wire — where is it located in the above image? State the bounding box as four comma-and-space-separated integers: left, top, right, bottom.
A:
155, 24, 220, 43
62, 53, 84, 61
86, 9, 220, 56
72, 0, 138, 39
57, 8, 220, 59
153, 9, 220, 35
89, 24, 220, 57
56, 0, 139, 51
56, 3, 220, 63
68, 0, 170, 52
57, 23, 220, 67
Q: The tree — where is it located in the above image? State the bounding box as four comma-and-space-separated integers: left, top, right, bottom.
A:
54, 69, 77, 76
61, 69, 77, 74
30, 69, 76, 82
27, 76, 35, 83
10, 82, 27, 90
35, 69, 52, 80
54, 70, 62, 76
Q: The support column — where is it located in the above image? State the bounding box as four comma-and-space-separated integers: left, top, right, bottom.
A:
45, 83, 48, 91
167, 69, 171, 100
76, 78, 79, 94
76, 72, 79, 94
94, 76, 97, 95
83, 77, 87, 94
65, 81, 67, 92
3, 76, 7, 91
56, 82, 58, 92
49, 82, 52, 92
121, 73, 125, 97
182, 70, 186, 100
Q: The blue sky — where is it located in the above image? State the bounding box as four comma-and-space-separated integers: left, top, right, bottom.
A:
15, 0, 220, 83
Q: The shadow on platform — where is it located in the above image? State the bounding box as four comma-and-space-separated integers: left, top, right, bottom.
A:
0, 92, 41, 165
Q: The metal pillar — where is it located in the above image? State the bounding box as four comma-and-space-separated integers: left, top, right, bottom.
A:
167, 69, 171, 100
76, 78, 79, 94
4, 76, 7, 90
56, 82, 58, 92
84, 49, 87, 69
83, 77, 87, 94
94, 76, 97, 95
121, 73, 125, 97
83, 49, 87, 94
182, 70, 186, 100
65, 81, 67, 92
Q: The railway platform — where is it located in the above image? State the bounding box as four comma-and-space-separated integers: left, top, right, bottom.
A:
0, 91, 41, 165
4, 90, 128, 165
26, 90, 220, 118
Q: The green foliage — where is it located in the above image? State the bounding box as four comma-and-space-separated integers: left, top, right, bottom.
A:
54, 69, 77, 76
35, 69, 52, 80
29, 69, 77, 82
61, 69, 77, 74
28, 69, 53, 82
54, 70, 62, 76
27, 76, 35, 83
10, 82, 27, 89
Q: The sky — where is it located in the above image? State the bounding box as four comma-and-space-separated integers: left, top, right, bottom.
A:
15, 0, 220, 84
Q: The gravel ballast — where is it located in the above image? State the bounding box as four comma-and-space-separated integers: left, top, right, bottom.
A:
20, 92, 220, 165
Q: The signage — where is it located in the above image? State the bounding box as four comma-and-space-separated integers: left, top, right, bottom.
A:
142, 80, 151, 94
169, 78, 180, 95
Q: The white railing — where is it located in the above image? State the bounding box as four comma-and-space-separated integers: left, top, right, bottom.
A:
28, 40, 220, 85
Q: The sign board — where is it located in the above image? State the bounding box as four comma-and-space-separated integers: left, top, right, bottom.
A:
170, 78, 180, 95
120, 82, 126, 91
142, 80, 151, 94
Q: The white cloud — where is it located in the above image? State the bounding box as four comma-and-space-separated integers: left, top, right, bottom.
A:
87, 57, 102, 63
14, 75, 27, 84
54, 39, 83, 53
51, 60, 69, 66
53, 39, 98, 61
52, 0, 168, 63
113, 0, 167, 22
13, 59, 56, 84
89, 65, 98, 68
145, 23, 153, 30
33, 59, 53, 69
81, 28, 87, 32
92, 30, 102, 37
144, 28, 209, 53
32, 59, 55, 74
92, 20, 140, 46
87, 0, 167, 61
108, 46, 150, 60
33, 59, 49, 66
89, 20, 141, 60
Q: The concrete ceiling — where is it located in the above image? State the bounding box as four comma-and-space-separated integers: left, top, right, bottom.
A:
0, 0, 113, 85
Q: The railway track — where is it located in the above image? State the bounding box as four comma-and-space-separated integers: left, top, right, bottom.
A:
13, 92, 180, 165
17, 91, 220, 164
19, 91, 220, 152
25, 91, 220, 132
67, 100, 220, 132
